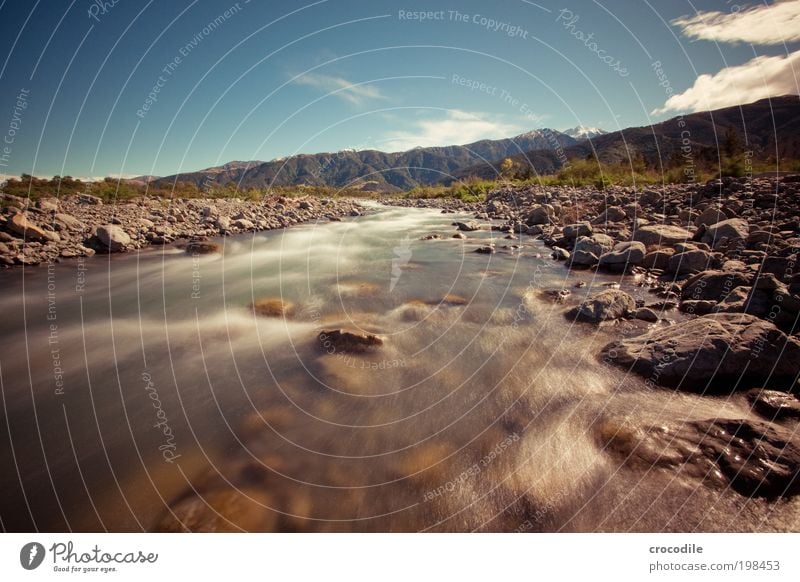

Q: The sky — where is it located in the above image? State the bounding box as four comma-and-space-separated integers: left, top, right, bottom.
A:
0, 0, 798, 179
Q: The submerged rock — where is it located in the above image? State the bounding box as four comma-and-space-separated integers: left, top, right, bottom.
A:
250, 298, 295, 318
597, 417, 800, 499
318, 329, 384, 353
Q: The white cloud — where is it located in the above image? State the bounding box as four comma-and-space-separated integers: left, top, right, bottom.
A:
379, 110, 520, 151
652, 50, 800, 114
672, 1, 800, 45
293, 73, 385, 106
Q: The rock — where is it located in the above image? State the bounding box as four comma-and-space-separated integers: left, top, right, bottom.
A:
593, 206, 627, 223
569, 249, 599, 267
38, 198, 59, 212
639, 189, 662, 206
574, 234, 614, 257
701, 218, 749, 250
215, 216, 231, 232
679, 299, 719, 315
602, 313, 800, 389
455, 221, 480, 232
474, 245, 495, 254
566, 289, 635, 323
597, 417, 800, 499
551, 246, 570, 261
747, 389, 800, 421
6, 213, 59, 243
452, 232, 467, 239
667, 249, 714, 275
233, 218, 254, 230
642, 249, 675, 270
632, 224, 692, 248
633, 307, 660, 322
186, 241, 220, 254
250, 298, 294, 317
694, 207, 727, 227
562, 222, 592, 239
420, 234, 442, 240
78, 193, 102, 205
53, 213, 85, 231
524, 205, 555, 225
318, 329, 383, 353
680, 270, 752, 301
95, 224, 131, 252
598, 241, 646, 269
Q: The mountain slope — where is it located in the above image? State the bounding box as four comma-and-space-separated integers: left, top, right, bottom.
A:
454, 96, 800, 181
153, 130, 578, 192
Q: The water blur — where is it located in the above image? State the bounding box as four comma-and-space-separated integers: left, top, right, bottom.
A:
1, 204, 796, 532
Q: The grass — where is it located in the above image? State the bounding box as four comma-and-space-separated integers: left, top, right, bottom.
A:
0, 175, 372, 206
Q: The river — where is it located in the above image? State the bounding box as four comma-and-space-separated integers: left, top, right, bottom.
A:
1, 203, 797, 532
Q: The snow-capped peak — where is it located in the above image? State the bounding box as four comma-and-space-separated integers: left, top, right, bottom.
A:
563, 126, 607, 140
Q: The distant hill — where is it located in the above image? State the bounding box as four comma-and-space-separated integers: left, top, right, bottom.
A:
453, 96, 800, 181
152, 130, 578, 192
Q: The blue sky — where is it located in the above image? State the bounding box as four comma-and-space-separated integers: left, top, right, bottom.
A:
0, 0, 797, 178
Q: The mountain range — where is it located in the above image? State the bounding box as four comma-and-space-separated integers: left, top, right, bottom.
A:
150, 96, 798, 192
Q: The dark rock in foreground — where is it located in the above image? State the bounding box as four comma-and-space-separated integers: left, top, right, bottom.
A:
602, 313, 800, 390
598, 417, 800, 499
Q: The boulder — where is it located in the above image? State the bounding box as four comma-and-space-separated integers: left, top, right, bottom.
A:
574, 234, 614, 257
747, 389, 800, 421
53, 213, 85, 231
639, 189, 662, 206
667, 249, 714, 275
681, 270, 752, 301
694, 207, 727, 227
642, 249, 675, 271
95, 224, 131, 252
569, 249, 599, 267
524, 205, 555, 226
598, 241, 646, 269
592, 206, 627, 223
566, 289, 635, 323
632, 224, 692, 248
6, 213, 59, 243
455, 221, 480, 232
562, 222, 592, 239
701, 218, 749, 250
602, 313, 800, 389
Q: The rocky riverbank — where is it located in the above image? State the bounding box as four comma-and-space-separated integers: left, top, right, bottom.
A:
0, 193, 365, 267
395, 175, 800, 503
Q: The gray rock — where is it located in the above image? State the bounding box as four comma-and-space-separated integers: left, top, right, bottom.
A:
598, 241, 646, 269
96, 224, 131, 252
667, 249, 714, 274
562, 222, 592, 239
633, 224, 692, 248
702, 218, 749, 250
602, 313, 800, 389
567, 289, 635, 323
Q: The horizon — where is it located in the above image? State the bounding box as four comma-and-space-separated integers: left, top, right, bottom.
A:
0, 1, 798, 179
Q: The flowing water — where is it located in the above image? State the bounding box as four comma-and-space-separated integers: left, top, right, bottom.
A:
1, 203, 797, 532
